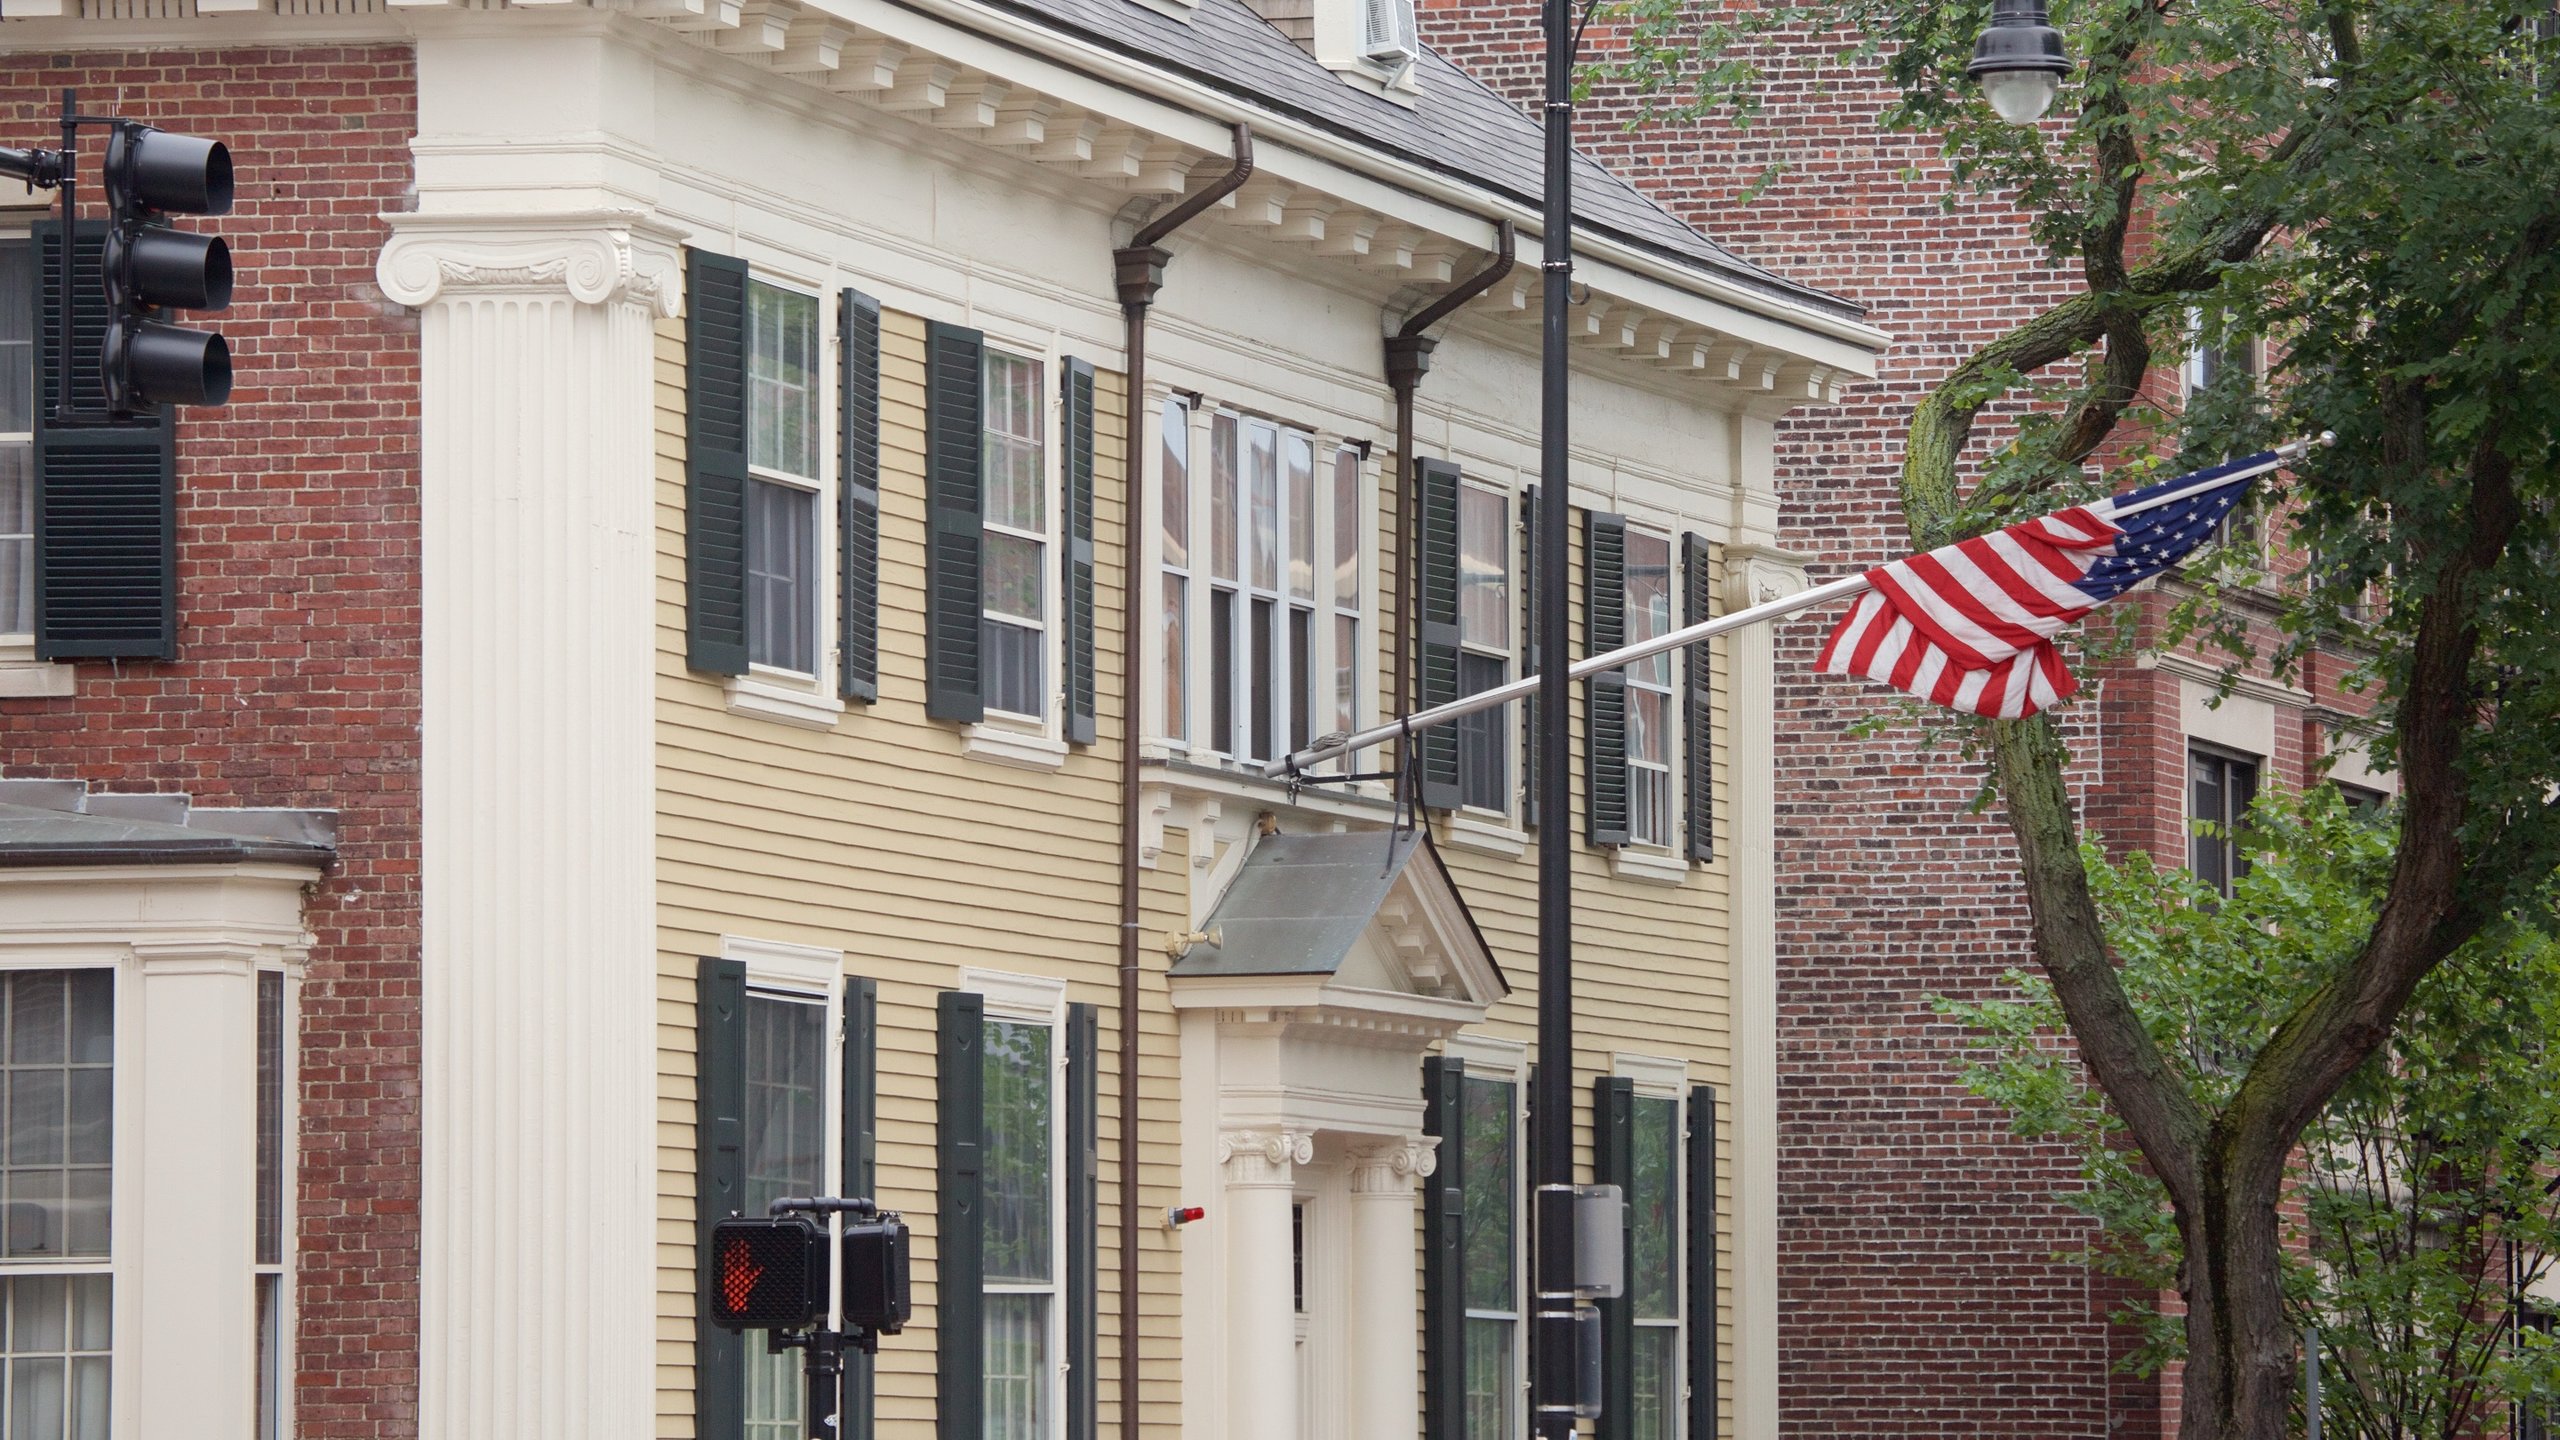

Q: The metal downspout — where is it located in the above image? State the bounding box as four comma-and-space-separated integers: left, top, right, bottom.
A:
1109, 121, 1252, 1440
1383, 222, 1517, 742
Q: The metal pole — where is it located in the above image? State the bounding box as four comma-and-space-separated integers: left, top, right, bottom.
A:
1530, 0, 1578, 1430
803, 1327, 844, 1440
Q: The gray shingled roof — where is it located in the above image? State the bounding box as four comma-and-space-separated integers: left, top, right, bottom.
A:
0, 779, 337, 869
959, 0, 1865, 322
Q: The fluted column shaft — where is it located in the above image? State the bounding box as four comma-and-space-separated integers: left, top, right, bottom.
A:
1348, 1139, 1435, 1440
379, 211, 681, 1440
1220, 1128, 1312, 1440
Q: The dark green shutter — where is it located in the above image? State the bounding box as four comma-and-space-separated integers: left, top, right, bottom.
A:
1583, 511, 1630, 846
1419, 1057, 1466, 1440
1066, 1003, 1099, 1440
1412, 458, 1463, 811
840, 290, 883, 704
1687, 1084, 1720, 1440
1521, 484, 1541, 830
1592, 1076, 1635, 1440
1682, 533, 1716, 863
685, 249, 751, 676
695, 958, 749, 1440
842, 977, 880, 1440
924, 322, 986, 722
1061, 359, 1099, 746
33, 220, 175, 661
936, 990, 986, 1439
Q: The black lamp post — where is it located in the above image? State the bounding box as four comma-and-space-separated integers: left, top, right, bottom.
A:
1967, 0, 2072, 122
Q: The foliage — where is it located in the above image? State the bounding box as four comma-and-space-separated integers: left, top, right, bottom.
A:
1940, 789, 2560, 1438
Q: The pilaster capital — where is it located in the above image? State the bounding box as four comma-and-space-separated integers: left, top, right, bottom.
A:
1346, 1136, 1437, 1196
377, 209, 686, 318
1217, 1126, 1315, 1187
1722, 544, 1817, 612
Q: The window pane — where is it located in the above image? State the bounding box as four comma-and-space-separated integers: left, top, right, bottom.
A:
1459, 488, 1509, 650
1335, 614, 1357, 738
1630, 1324, 1678, 1440
744, 994, 825, 1215
985, 1292, 1051, 1440
984, 532, 1044, 625
0, 239, 30, 436
745, 1345, 802, 1439
747, 283, 819, 481
1458, 652, 1508, 812
1462, 1315, 1513, 1440
1248, 423, 1279, 592
1160, 401, 1189, 571
1625, 529, 1672, 689
985, 619, 1044, 719
254, 1273, 282, 1440
746, 479, 817, 673
256, 972, 284, 1267
1211, 414, 1238, 583
1163, 574, 1188, 744
0, 445, 30, 638
982, 1020, 1054, 1285
1459, 1078, 1513, 1311
3, 1274, 111, 1440
984, 353, 1045, 534
1211, 589, 1237, 754
1289, 607, 1312, 754
1251, 598, 1274, 762
0, 973, 111, 1261
1332, 448, 1359, 613
1285, 431, 1315, 601
1630, 1095, 1677, 1318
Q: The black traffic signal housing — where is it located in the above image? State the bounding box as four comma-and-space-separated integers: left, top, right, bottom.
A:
100, 121, 234, 414
842, 1212, 911, 1339
707, 1216, 828, 1333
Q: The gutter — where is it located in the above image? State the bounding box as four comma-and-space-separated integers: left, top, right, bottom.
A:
1109, 120, 1254, 1440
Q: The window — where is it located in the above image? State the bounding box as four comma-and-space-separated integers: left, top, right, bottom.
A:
1624, 528, 1674, 847
1459, 1075, 1517, 1440
2522, 1308, 2556, 1440
1161, 398, 1191, 745
1627, 1094, 1681, 1440
1456, 485, 1511, 811
1169, 405, 1367, 766
2334, 781, 2389, 820
254, 971, 287, 1440
743, 990, 827, 1440
745, 280, 821, 675
2189, 745, 2259, 898
1, 236, 32, 640
0, 969, 114, 1440
983, 351, 1048, 720
982, 1016, 1060, 1440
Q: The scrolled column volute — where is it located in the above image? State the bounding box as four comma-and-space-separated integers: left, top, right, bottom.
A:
376, 209, 686, 318
1217, 1126, 1315, 1188
1346, 1136, 1437, 1197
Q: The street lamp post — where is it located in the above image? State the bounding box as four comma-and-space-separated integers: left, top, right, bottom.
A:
1967, 0, 2072, 122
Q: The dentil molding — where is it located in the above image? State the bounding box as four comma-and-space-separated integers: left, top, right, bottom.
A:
377, 209, 686, 318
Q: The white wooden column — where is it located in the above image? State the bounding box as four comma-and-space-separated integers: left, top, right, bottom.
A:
1346, 1138, 1434, 1440
378, 211, 680, 1440
1723, 544, 1809, 1440
1219, 1127, 1312, 1440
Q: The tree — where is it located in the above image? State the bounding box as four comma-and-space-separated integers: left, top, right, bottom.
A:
1606, 2, 2560, 1435
1941, 789, 2560, 1440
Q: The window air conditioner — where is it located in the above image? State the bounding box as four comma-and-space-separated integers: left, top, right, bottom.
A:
1360, 0, 1418, 66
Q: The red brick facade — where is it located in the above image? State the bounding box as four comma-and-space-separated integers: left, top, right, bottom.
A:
0, 49, 423, 1439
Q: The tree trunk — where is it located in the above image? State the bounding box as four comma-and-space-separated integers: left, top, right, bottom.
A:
2179, 1158, 2300, 1440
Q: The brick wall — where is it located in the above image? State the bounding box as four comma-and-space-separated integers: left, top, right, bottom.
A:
0, 48, 422, 1440
1413, 9, 2124, 1432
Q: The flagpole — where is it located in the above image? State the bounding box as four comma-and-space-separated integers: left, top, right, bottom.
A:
1263, 433, 2332, 781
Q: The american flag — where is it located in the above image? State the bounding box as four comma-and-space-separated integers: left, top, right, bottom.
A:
1815, 451, 2276, 718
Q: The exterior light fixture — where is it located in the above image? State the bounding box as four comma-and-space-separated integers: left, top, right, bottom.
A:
1967, 0, 2071, 123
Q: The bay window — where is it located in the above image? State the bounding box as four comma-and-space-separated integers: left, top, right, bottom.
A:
982, 351, 1049, 720
745, 280, 821, 676
0, 969, 114, 1440
1625, 527, 1674, 847
254, 971, 287, 1440
1162, 402, 1367, 767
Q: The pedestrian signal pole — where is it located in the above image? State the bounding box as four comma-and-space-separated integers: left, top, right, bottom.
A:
708, 1197, 912, 1440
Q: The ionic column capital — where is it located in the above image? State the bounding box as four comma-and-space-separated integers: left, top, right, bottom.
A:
1217, 1126, 1315, 1187
377, 209, 686, 318
1346, 1137, 1438, 1196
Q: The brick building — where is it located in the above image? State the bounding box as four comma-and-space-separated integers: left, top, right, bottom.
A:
1411, 7, 2390, 1438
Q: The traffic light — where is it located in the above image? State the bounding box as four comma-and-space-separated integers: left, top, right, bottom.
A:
841, 1212, 911, 1337
100, 121, 233, 414
706, 1216, 828, 1333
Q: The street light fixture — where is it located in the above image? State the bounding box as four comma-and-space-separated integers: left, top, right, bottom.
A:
1967, 0, 2072, 122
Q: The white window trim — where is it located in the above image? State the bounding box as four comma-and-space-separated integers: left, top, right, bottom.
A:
961, 966, 1069, 1438
1456, 478, 1515, 820
0, 222, 71, 697
1621, 521, 1677, 853
976, 343, 1057, 733
254, 963, 299, 1440
1153, 391, 1194, 756
725, 933, 846, 1342
725, 270, 840, 725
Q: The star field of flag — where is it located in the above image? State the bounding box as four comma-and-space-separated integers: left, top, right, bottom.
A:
1815, 452, 2276, 719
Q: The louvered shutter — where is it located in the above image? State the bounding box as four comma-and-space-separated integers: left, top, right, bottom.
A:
1592, 1076, 1635, 1440
1521, 483, 1541, 829
685, 249, 751, 675
695, 957, 749, 1440
33, 220, 176, 661
840, 290, 883, 704
1583, 510, 1630, 846
1061, 359, 1098, 746
842, 977, 880, 1440
936, 990, 986, 1439
1682, 533, 1716, 863
1412, 458, 1462, 811
1419, 1057, 1466, 1440
924, 322, 986, 723
1687, 1084, 1721, 1440
1065, 1003, 1100, 1440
